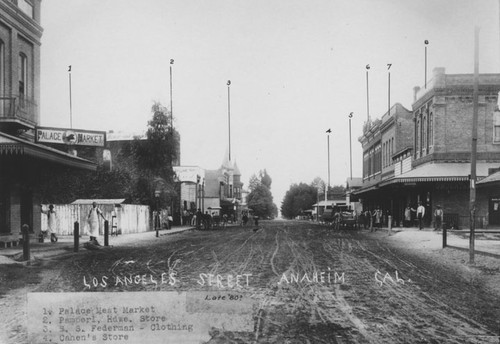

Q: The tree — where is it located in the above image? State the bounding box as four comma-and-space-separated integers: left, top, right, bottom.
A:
247, 170, 278, 219
248, 174, 261, 192
310, 177, 346, 199
260, 169, 272, 189
311, 177, 326, 191
130, 102, 179, 209
39, 102, 180, 209
281, 183, 318, 219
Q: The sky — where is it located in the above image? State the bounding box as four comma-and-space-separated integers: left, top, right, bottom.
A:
39, 0, 500, 209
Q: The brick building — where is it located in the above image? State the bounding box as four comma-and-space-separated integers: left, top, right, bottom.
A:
0, 0, 95, 243
354, 68, 500, 228
355, 102, 414, 224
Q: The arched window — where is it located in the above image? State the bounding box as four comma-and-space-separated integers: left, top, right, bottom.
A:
428, 111, 433, 148
416, 118, 421, 158
422, 114, 427, 155
18, 53, 28, 102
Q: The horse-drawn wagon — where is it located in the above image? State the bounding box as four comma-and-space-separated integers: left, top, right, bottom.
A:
321, 206, 358, 229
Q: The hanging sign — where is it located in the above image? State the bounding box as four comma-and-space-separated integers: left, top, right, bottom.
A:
35, 126, 106, 147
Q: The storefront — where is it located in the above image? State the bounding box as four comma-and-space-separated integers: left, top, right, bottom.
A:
477, 171, 500, 227
355, 162, 498, 229
0, 132, 95, 240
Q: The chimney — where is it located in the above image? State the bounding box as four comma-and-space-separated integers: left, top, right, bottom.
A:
433, 67, 445, 77
413, 86, 421, 102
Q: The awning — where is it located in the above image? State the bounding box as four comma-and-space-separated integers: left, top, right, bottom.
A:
352, 162, 500, 195
312, 199, 348, 207
477, 170, 500, 185
0, 132, 96, 171
380, 162, 498, 187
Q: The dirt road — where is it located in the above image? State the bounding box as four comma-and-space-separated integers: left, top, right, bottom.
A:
1, 220, 500, 343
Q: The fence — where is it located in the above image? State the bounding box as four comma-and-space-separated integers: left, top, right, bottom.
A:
41, 204, 150, 236
438, 213, 487, 230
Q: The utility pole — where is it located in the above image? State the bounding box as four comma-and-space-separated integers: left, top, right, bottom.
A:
227, 80, 231, 162
469, 26, 480, 264
366, 64, 370, 122
68, 65, 72, 128
169, 59, 174, 131
326, 129, 331, 202
349, 113, 353, 180
424, 40, 429, 88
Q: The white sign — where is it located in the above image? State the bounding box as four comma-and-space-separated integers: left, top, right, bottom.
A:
36, 126, 106, 147
173, 166, 205, 183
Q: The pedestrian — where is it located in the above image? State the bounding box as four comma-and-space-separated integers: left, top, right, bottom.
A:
41, 204, 58, 243
87, 202, 106, 244
416, 201, 425, 230
222, 214, 228, 228
182, 209, 189, 226
373, 207, 382, 231
203, 211, 212, 230
359, 211, 365, 229
404, 205, 413, 227
242, 212, 249, 226
188, 210, 194, 226
196, 208, 202, 229
363, 209, 370, 230
434, 205, 443, 231
253, 215, 259, 226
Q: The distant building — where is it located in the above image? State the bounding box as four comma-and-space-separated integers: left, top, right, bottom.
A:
203, 151, 244, 221
173, 165, 204, 213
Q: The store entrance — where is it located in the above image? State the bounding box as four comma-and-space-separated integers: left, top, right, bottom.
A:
489, 197, 500, 226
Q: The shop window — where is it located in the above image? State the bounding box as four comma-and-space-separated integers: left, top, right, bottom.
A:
494, 108, 500, 143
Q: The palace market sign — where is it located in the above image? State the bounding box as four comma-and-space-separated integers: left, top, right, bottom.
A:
35, 126, 106, 147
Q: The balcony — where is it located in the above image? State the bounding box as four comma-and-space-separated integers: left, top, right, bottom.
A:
0, 97, 37, 131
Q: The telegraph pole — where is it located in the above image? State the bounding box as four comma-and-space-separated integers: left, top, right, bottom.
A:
68, 65, 72, 128
326, 128, 331, 202
424, 40, 429, 88
366, 64, 370, 122
387, 63, 392, 115
469, 27, 480, 264
227, 80, 231, 162
169, 59, 174, 131
349, 113, 353, 180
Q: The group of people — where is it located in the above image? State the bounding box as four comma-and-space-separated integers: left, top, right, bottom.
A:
404, 202, 444, 231
40, 201, 106, 245
193, 209, 229, 230
360, 202, 444, 231
360, 207, 385, 231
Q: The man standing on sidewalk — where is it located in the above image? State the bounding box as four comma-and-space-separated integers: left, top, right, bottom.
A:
434, 205, 443, 231
417, 202, 425, 230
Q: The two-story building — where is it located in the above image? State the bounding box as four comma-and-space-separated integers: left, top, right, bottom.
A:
204, 152, 244, 221
354, 68, 500, 228
355, 103, 413, 225
0, 0, 95, 243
